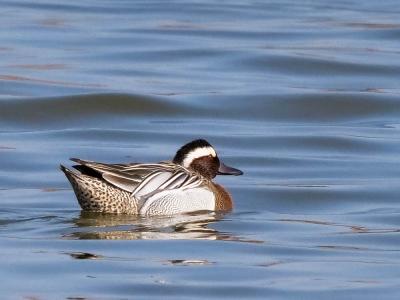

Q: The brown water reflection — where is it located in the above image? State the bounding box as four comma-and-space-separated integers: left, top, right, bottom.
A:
65, 211, 263, 243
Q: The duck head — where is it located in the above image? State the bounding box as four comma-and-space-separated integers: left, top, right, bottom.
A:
173, 139, 243, 180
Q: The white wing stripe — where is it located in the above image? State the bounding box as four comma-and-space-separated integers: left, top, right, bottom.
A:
132, 171, 165, 195
158, 172, 186, 190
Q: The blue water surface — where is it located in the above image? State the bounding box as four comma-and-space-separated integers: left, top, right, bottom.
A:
1, 1, 400, 299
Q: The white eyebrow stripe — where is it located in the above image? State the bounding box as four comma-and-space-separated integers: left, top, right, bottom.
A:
182, 146, 216, 168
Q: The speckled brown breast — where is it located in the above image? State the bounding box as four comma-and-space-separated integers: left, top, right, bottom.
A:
210, 183, 233, 211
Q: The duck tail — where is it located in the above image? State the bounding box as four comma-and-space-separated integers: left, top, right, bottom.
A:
60, 164, 81, 180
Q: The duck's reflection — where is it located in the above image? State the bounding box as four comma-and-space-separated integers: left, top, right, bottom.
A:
65, 211, 260, 242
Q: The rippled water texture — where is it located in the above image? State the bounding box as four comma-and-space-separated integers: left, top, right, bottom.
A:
1, 1, 400, 299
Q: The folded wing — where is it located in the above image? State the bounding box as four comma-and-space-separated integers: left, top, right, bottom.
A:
70, 158, 205, 199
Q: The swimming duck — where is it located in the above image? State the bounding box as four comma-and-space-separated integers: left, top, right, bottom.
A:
60, 139, 242, 215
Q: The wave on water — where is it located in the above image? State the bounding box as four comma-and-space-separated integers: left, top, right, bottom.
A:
1, 91, 400, 130
0, 93, 192, 128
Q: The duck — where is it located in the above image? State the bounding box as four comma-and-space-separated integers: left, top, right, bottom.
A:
60, 139, 243, 215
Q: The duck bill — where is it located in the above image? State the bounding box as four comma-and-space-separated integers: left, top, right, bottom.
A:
217, 161, 243, 176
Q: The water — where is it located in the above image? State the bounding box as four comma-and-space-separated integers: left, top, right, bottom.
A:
1, 0, 400, 299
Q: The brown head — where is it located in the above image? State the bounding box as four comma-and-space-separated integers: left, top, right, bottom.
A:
173, 139, 243, 180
